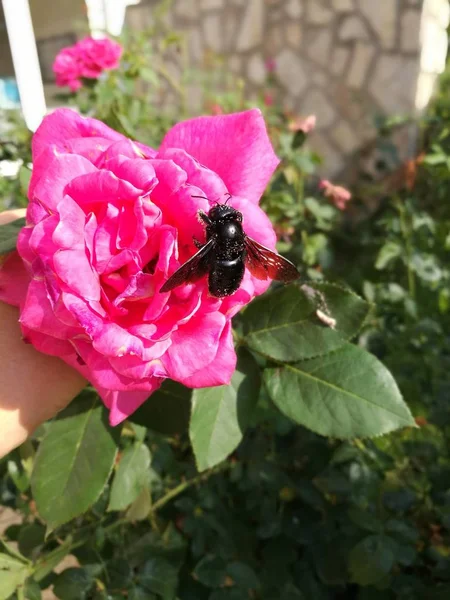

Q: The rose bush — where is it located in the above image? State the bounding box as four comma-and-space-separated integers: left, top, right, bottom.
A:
53, 36, 122, 91
0, 108, 278, 425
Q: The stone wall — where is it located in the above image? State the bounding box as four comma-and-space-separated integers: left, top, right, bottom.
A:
127, 0, 449, 174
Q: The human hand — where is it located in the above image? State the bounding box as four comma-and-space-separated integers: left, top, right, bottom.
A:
0, 209, 86, 458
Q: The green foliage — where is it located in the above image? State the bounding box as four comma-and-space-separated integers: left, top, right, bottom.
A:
0, 217, 26, 255
108, 441, 151, 512
241, 282, 371, 361
190, 349, 260, 472
265, 343, 414, 438
31, 392, 121, 530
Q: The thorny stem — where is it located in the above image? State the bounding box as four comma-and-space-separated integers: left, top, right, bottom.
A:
30, 464, 231, 569
150, 462, 231, 515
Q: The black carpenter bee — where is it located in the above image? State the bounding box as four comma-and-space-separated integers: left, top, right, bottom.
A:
159, 194, 300, 298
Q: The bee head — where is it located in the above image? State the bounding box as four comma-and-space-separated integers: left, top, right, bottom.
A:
208, 204, 242, 223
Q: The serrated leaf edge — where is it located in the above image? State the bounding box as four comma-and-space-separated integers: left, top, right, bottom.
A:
32, 396, 119, 532
264, 343, 415, 441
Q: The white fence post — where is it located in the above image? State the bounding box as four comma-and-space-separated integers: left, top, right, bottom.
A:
2, 0, 47, 131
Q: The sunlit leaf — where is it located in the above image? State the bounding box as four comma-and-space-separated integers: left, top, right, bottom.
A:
0, 553, 29, 600
242, 283, 371, 362
108, 442, 151, 512
31, 392, 121, 530
265, 343, 415, 438
190, 348, 260, 472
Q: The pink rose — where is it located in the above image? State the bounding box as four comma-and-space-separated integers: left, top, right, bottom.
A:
319, 179, 352, 211
53, 47, 83, 92
0, 108, 279, 425
75, 37, 123, 79
53, 36, 122, 91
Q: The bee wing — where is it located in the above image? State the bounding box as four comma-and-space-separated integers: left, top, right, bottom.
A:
245, 236, 300, 283
160, 238, 215, 293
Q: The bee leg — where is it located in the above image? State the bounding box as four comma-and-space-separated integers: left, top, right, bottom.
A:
198, 210, 212, 226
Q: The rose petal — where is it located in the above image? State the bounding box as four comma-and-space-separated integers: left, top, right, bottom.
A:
159, 109, 280, 204
181, 321, 236, 387
102, 385, 163, 426
32, 108, 126, 163
30, 152, 97, 211
162, 311, 226, 379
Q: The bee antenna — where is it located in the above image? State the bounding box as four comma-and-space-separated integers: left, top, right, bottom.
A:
224, 192, 232, 205
191, 194, 210, 201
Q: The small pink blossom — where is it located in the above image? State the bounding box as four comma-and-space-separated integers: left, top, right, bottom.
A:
263, 92, 274, 107
53, 36, 122, 91
53, 47, 83, 91
288, 114, 317, 134
0, 108, 279, 426
319, 179, 352, 210
265, 58, 276, 73
210, 103, 224, 115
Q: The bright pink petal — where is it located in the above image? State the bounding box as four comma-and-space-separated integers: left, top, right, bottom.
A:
30, 152, 97, 211
181, 321, 236, 387
53, 195, 86, 249
65, 170, 142, 211
99, 140, 157, 166
32, 108, 126, 163
20, 279, 80, 339
102, 386, 163, 426
53, 249, 100, 301
159, 109, 279, 204
158, 148, 227, 201
102, 155, 157, 193
162, 312, 226, 380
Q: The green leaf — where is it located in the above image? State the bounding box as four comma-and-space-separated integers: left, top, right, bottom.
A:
138, 557, 179, 599
31, 392, 121, 530
0, 217, 26, 255
226, 561, 259, 589
53, 567, 95, 600
349, 535, 395, 586
242, 283, 370, 362
126, 485, 152, 522
107, 558, 133, 589
0, 553, 29, 600
190, 348, 260, 472
264, 343, 415, 438
194, 555, 227, 588
23, 579, 42, 600
18, 523, 45, 559
108, 442, 151, 511
129, 380, 191, 434
375, 242, 402, 270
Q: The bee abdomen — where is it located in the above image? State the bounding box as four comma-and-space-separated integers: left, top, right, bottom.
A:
208, 257, 245, 297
